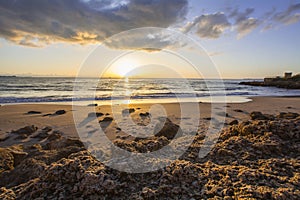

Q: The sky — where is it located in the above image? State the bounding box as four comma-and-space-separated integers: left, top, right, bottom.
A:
0, 0, 300, 78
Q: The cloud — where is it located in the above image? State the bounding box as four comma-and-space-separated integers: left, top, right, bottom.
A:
0, 0, 188, 47
272, 3, 300, 25
228, 7, 260, 39
262, 3, 300, 30
182, 12, 231, 39
103, 28, 190, 51
235, 18, 260, 39
182, 8, 259, 39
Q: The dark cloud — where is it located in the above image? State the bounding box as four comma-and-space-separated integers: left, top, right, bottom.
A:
0, 0, 188, 47
1, 1, 300, 47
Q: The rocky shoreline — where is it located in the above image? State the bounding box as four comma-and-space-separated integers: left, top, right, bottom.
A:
240, 74, 300, 89
0, 112, 300, 199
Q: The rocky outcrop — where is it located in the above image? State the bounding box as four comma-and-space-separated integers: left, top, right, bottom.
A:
0, 113, 300, 199
240, 74, 300, 89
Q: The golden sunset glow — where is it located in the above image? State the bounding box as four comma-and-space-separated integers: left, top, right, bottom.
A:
105, 58, 140, 78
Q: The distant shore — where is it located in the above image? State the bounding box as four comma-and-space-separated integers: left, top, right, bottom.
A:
240, 73, 300, 89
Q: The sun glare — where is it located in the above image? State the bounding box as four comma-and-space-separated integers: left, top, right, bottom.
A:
109, 58, 140, 78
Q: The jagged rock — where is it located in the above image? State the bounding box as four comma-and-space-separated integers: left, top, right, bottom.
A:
250, 112, 274, 120
1, 112, 300, 199
0, 148, 14, 173
32, 126, 52, 139
11, 125, 37, 135
277, 112, 299, 119
12, 126, 38, 139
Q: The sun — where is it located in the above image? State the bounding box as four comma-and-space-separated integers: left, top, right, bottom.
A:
107, 58, 140, 78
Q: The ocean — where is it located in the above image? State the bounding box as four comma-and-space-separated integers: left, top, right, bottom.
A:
0, 76, 299, 104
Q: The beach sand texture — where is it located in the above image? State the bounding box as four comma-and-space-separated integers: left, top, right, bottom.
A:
0, 96, 299, 199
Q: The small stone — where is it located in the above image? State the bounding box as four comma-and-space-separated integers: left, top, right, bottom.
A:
27, 111, 42, 114
55, 110, 66, 115
229, 119, 239, 125
88, 112, 104, 117
233, 109, 244, 113
87, 103, 98, 107
154, 118, 182, 139
99, 117, 113, 122
139, 112, 150, 117
122, 108, 135, 116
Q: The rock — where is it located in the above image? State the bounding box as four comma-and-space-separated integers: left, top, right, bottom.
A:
154, 118, 182, 139
122, 108, 135, 116
203, 117, 213, 120
88, 103, 98, 107
99, 117, 113, 122
55, 110, 66, 115
12, 125, 38, 135
0, 148, 14, 173
139, 112, 150, 118
88, 112, 104, 118
0, 187, 16, 199
250, 112, 274, 120
229, 120, 239, 125
216, 112, 229, 117
277, 112, 299, 119
240, 74, 300, 89
0, 134, 9, 142
32, 126, 52, 139
1, 111, 300, 199
47, 131, 62, 141
233, 109, 244, 113
10, 150, 28, 166
27, 111, 42, 114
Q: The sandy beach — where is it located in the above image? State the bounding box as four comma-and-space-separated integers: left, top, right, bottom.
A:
0, 96, 300, 199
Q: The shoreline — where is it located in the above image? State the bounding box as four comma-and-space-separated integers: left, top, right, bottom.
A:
1, 95, 300, 106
